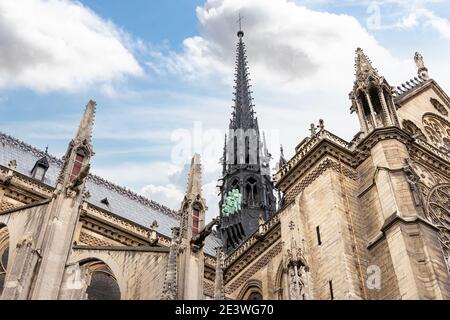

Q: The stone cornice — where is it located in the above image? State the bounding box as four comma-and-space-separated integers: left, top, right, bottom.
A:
81, 203, 172, 248
224, 214, 281, 284
225, 241, 283, 294
355, 126, 412, 155
275, 127, 445, 206
276, 129, 356, 190
0, 199, 50, 216
72, 245, 170, 253
408, 139, 450, 176
395, 79, 450, 109
367, 213, 440, 249
277, 127, 421, 194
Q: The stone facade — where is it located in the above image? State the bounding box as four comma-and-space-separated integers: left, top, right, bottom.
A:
0, 31, 449, 300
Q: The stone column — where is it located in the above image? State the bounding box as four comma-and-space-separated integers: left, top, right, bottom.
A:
365, 92, 379, 128
355, 99, 369, 133
378, 88, 392, 126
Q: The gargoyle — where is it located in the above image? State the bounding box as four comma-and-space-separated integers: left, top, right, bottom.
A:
191, 217, 219, 249
69, 164, 90, 192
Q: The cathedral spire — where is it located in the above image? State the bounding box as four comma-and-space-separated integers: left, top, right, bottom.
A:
350, 48, 399, 134
56, 100, 96, 189
230, 26, 257, 130
186, 153, 202, 196
355, 47, 380, 82
219, 25, 276, 252
75, 100, 96, 145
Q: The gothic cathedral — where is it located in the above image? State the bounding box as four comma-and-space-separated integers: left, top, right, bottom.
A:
0, 27, 449, 300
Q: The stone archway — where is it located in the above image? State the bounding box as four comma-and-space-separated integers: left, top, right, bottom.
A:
82, 260, 121, 300
61, 254, 124, 300
0, 224, 9, 297
238, 279, 264, 300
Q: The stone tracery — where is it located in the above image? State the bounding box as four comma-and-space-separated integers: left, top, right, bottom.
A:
426, 184, 450, 271
0, 226, 9, 297
422, 114, 450, 153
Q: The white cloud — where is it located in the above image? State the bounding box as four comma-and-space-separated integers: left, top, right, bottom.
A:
395, 7, 450, 39
141, 184, 185, 211
147, 0, 417, 149
0, 0, 142, 92
140, 0, 446, 219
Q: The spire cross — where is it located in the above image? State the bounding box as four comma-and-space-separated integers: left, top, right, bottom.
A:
237, 13, 244, 38
238, 13, 243, 31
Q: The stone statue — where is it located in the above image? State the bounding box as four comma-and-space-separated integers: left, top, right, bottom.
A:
222, 189, 242, 216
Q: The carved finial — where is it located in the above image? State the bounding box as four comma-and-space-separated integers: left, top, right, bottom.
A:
414, 52, 429, 80
319, 119, 325, 131
309, 123, 317, 136
279, 145, 287, 168
354, 47, 379, 82
149, 220, 159, 245
237, 12, 244, 38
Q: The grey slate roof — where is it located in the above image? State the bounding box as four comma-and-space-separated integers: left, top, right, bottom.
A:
0, 132, 220, 256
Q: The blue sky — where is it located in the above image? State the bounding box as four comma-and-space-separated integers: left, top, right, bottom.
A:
0, 0, 449, 219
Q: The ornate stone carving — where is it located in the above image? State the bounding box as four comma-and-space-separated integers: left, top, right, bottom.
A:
402, 159, 427, 212
402, 120, 426, 141
422, 113, 450, 154
430, 98, 448, 116
426, 184, 450, 271
225, 241, 282, 294
284, 237, 309, 300
161, 227, 180, 300
414, 52, 429, 80
148, 220, 159, 246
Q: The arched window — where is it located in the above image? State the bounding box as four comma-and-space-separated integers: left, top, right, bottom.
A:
192, 203, 201, 237
234, 136, 238, 165
427, 184, 450, 271
402, 120, 426, 140
230, 179, 239, 190
275, 263, 289, 300
0, 226, 9, 296
248, 292, 263, 300
358, 91, 371, 117
83, 261, 121, 300
70, 149, 87, 181
239, 280, 264, 300
368, 86, 387, 126
422, 114, 450, 153
245, 136, 250, 164
245, 177, 258, 207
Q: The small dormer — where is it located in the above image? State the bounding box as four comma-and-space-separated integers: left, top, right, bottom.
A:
31, 155, 49, 182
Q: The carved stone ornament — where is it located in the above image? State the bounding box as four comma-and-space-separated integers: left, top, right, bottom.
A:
426, 184, 450, 272
430, 98, 448, 117
284, 239, 309, 300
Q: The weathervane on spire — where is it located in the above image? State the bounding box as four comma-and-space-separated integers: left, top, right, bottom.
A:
237, 12, 244, 38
